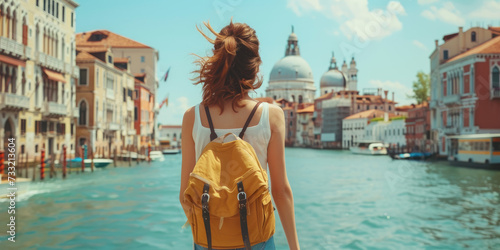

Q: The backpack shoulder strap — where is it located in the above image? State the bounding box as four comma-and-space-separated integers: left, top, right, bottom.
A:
204, 105, 218, 141
239, 101, 262, 139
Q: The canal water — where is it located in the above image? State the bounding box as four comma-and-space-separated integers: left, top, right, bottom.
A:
1, 148, 499, 249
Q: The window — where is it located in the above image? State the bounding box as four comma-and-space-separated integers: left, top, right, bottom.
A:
71, 12, 74, 27
62, 6, 65, 21
79, 69, 88, 85
108, 55, 113, 63
21, 119, 26, 135
96, 68, 99, 87
443, 50, 449, 60
141, 56, 145, 62
56, 2, 59, 18
35, 144, 38, 153
123, 88, 126, 102
47, 0, 50, 13
79, 100, 87, 125
37, 0, 40, 7
79, 138, 86, 146
493, 66, 500, 89
471, 31, 476, 42
71, 123, 74, 135
134, 107, 138, 121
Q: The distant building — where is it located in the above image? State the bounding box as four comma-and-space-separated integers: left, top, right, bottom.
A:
0, 0, 79, 162
75, 30, 160, 144
342, 109, 388, 148
296, 104, 314, 147
405, 102, 431, 152
429, 26, 500, 156
365, 116, 406, 149
134, 74, 154, 148
158, 125, 181, 148
266, 28, 315, 103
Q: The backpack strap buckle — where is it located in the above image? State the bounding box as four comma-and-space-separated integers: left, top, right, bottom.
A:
237, 191, 247, 201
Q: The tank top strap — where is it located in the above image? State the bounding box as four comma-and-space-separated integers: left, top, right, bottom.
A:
260, 102, 270, 128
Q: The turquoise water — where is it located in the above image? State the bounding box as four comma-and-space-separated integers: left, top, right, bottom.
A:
1, 148, 500, 249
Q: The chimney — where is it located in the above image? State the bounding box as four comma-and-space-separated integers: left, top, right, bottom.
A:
384, 90, 389, 112
392, 92, 395, 103
435, 39, 438, 48
458, 26, 464, 52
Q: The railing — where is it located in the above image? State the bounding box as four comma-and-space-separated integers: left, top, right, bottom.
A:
443, 125, 459, 135
127, 100, 134, 111
44, 101, 67, 116
24, 46, 32, 59
108, 122, 120, 131
36, 51, 64, 72
0, 37, 24, 57
442, 94, 460, 105
492, 87, 500, 99
73, 65, 80, 78
0, 93, 29, 110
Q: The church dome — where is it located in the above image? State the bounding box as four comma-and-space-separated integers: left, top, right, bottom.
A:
320, 52, 346, 88
320, 69, 346, 87
269, 55, 314, 82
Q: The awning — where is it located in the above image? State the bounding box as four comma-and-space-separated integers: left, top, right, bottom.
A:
0, 54, 26, 67
43, 68, 67, 83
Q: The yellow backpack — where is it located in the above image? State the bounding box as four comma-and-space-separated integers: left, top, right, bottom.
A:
183, 102, 275, 249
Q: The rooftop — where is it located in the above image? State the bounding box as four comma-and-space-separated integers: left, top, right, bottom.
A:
445, 35, 500, 64
344, 109, 387, 120
76, 30, 152, 49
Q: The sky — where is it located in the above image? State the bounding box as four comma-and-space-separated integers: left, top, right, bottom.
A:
75, 0, 500, 126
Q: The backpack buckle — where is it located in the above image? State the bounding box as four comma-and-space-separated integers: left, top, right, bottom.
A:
201, 193, 210, 203
237, 191, 247, 201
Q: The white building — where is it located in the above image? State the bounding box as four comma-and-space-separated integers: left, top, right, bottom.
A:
365, 116, 406, 148
342, 109, 387, 148
266, 28, 315, 103
158, 125, 181, 147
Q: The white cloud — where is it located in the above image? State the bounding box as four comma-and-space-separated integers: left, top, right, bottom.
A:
158, 96, 191, 125
420, 2, 465, 26
469, 0, 500, 19
287, 0, 406, 41
417, 0, 439, 5
286, 0, 322, 16
412, 40, 428, 51
369, 80, 413, 104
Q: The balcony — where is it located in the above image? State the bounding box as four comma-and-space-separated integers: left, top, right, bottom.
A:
492, 88, 500, 99
106, 88, 115, 100
73, 65, 80, 78
0, 37, 24, 57
442, 94, 460, 105
443, 125, 459, 135
127, 100, 134, 111
0, 93, 29, 110
44, 101, 67, 117
24, 46, 32, 59
108, 122, 120, 131
36, 51, 64, 72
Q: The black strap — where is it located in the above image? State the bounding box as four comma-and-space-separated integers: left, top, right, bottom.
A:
204, 105, 218, 141
237, 181, 251, 250
239, 102, 262, 139
201, 183, 212, 250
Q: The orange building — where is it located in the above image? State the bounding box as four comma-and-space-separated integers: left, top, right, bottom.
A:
134, 74, 154, 148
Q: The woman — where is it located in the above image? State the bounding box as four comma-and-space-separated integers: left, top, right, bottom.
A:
180, 20, 300, 250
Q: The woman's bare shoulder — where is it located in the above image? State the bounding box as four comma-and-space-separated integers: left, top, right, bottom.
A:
267, 103, 284, 130
182, 106, 197, 126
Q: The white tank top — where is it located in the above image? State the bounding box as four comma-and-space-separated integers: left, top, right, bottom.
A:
192, 102, 271, 172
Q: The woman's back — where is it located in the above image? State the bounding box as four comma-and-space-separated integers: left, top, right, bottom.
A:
193, 101, 271, 171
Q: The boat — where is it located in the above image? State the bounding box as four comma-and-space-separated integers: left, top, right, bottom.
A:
162, 148, 181, 154
66, 158, 113, 168
389, 152, 434, 160
118, 151, 147, 160
447, 133, 500, 167
350, 141, 387, 155
149, 151, 165, 162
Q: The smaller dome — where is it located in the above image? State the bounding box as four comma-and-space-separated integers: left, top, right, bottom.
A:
320, 69, 346, 87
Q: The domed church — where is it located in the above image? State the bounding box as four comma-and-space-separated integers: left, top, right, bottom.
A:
266, 28, 316, 103
320, 53, 358, 95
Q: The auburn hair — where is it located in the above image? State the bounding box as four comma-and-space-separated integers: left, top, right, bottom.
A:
193, 20, 262, 114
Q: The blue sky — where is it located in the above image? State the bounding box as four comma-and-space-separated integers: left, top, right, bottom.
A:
75, 0, 500, 125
